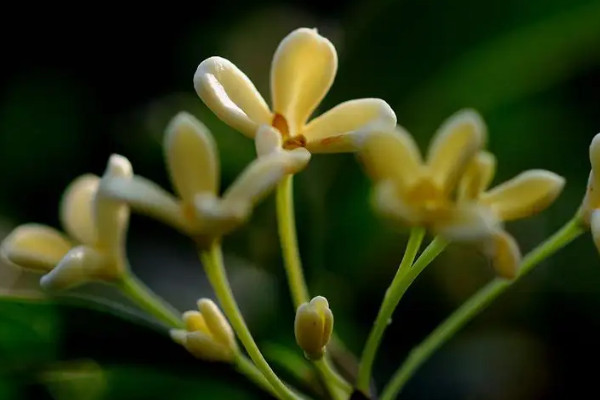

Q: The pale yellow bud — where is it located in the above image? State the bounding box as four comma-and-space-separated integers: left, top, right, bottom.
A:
170, 299, 237, 362
294, 296, 333, 360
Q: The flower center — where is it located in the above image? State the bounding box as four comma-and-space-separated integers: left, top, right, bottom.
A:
406, 179, 451, 217
272, 113, 307, 150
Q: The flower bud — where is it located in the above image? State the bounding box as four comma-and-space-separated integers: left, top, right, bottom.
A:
294, 296, 333, 360
170, 298, 237, 362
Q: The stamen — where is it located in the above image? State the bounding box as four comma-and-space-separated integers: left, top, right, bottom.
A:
283, 135, 307, 150
272, 113, 290, 138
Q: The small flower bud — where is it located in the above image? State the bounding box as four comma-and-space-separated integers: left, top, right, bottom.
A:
294, 296, 333, 360
170, 298, 237, 362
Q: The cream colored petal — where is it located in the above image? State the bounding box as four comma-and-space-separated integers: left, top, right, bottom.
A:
255, 124, 283, 157
480, 170, 565, 221
489, 230, 521, 279
101, 175, 190, 234
591, 210, 600, 254
60, 175, 100, 244
194, 56, 272, 138
197, 299, 236, 350
183, 310, 209, 333
221, 148, 311, 208
303, 99, 397, 153
271, 28, 337, 136
458, 151, 496, 201
582, 133, 600, 215
294, 303, 325, 359
359, 127, 422, 190
1, 224, 72, 272
435, 204, 500, 241
184, 331, 233, 362
94, 155, 132, 257
427, 109, 486, 194
40, 246, 107, 291
371, 180, 420, 226
165, 112, 220, 204
170, 329, 187, 346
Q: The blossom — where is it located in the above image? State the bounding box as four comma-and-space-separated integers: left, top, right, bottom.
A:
294, 296, 333, 360
1, 155, 133, 290
579, 133, 600, 252
101, 112, 309, 244
194, 28, 396, 154
171, 298, 237, 362
458, 152, 564, 278
360, 109, 495, 238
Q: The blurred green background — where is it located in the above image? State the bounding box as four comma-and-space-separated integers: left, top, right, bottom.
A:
1, 0, 600, 399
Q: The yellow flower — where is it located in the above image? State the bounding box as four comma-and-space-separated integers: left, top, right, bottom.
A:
194, 28, 396, 154
360, 109, 495, 238
458, 152, 565, 278
294, 296, 333, 360
171, 298, 237, 362
1, 155, 133, 290
579, 133, 600, 251
101, 112, 309, 243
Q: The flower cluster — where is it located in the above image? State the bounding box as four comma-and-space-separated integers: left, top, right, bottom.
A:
1, 26, 594, 400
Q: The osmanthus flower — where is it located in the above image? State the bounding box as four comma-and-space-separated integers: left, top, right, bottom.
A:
1, 155, 133, 290
457, 152, 565, 278
101, 112, 310, 244
294, 296, 333, 360
171, 298, 237, 362
360, 109, 496, 239
579, 133, 600, 252
194, 28, 396, 154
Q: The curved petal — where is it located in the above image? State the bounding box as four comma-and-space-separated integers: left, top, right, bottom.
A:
435, 204, 499, 241
60, 175, 100, 244
40, 246, 108, 291
458, 151, 496, 201
591, 210, 600, 254
360, 127, 422, 191
480, 170, 565, 221
427, 109, 486, 194
165, 112, 219, 202
184, 331, 232, 362
371, 180, 420, 226
197, 299, 236, 349
194, 56, 272, 138
101, 175, 190, 234
1, 224, 72, 272
303, 99, 397, 153
581, 133, 600, 216
271, 28, 337, 136
95, 155, 132, 257
255, 124, 283, 157
489, 230, 521, 279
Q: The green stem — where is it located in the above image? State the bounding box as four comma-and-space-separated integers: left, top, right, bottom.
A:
381, 218, 584, 400
276, 174, 310, 309
235, 354, 278, 397
118, 273, 184, 329
200, 241, 300, 400
356, 228, 431, 394
315, 358, 353, 397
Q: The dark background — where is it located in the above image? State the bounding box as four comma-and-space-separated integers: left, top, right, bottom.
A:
1, 1, 600, 399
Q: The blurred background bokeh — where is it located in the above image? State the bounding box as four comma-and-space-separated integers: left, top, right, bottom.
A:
1, 1, 600, 399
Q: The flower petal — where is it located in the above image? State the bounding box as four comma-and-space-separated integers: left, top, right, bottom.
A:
194, 56, 272, 138
197, 299, 236, 349
101, 175, 190, 234
360, 127, 422, 191
1, 224, 72, 272
427, 109, 486, 194
60, 175, 100, 244
435, 204, 499, 241
271, 28, 337, 136
303, 99, 397, 153
165, 112, 219, 203
480, 170, 565, 221
371, 180, 420, 225
591, 209, 600, 254
95, 155, 132, 257
458, 151, 496, 201
40, 246, 108, 291
255, 124, 283, 157
581, 133, 600, 219
489, 230, 521, 279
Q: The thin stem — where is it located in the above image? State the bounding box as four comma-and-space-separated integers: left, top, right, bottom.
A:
276, 174, 310, 309
118, 273, 184, 329
235, 353, 278, 398
200, 241, 300, 400
381, 218, 584, 400
315, 358, 353, 396
356, 228, 429, 394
